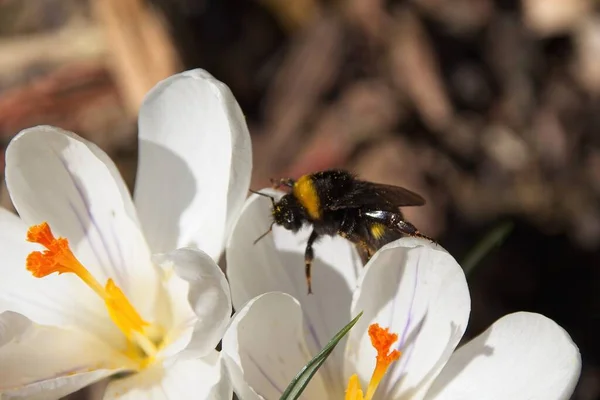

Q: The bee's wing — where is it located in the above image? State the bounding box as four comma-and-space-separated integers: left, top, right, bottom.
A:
329, 181, 426, 210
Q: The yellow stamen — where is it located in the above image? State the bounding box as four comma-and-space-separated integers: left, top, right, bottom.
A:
345, 323, 402, 400
345, 374, 364, 400
26, 222, 158, 361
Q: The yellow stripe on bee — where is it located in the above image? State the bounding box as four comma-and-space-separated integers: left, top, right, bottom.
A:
370, 223, 386, 240
293, 175, 321, 219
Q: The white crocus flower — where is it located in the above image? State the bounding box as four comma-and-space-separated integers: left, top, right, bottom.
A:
0, 69, 252, 399
222, 192, 581, 400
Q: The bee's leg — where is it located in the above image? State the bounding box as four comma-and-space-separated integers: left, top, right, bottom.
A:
270, 178, 295, 189
339, 214, 375, 263
365, 210, 435, 242
395, 219, 435, 242
304, 230, 319, 294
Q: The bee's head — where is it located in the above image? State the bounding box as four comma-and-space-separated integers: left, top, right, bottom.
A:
272, 194, 303, 232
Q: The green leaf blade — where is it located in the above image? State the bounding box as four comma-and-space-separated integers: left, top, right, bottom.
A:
461, 221, 514, 276
279, 311, 363, 400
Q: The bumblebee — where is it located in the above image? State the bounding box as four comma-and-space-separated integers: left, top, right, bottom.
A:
252, 169, 431, 294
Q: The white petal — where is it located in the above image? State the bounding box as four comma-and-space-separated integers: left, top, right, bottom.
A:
104, 350, 232, 400
425, 312, 581, 400
226, 191, 363, 391
0, 311, 30, 347
135, 69, 252, 260
0, 207, 121, 343
2, 370, 112, 400
152, 248, 232, 359
4, 126, 158, 323
0, 311, 125, 400
221, 292, 329, 400
345, 238, 471, 400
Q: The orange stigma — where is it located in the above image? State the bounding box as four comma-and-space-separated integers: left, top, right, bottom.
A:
345, 323, 402, 400
27, 222, 108, 300
26, 222, 158, 363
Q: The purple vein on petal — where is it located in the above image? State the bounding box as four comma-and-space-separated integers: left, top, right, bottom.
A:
7, 291, 107, 334
400, 255, 420, 349
273, 234, 323, 353
68, 179, 123, 284
304, 317, 322, 351
382, 250, 422, 395
246, 353, 284, 396
387, 248, 414, 332
304, 310, 342, 387
271, 231, 336, 389
68, 200, 111, 281
109, 222, 128, 288
55, 150, 127, 287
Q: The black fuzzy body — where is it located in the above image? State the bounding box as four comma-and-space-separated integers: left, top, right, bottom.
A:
267, 169, 428, 292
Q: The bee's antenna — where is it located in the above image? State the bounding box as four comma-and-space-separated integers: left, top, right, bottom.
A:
249, 189, 276, 206
253, 222, 275, 245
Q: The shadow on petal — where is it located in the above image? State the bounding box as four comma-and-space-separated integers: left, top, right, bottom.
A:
4, 127, 159, 340
276, 248, 354, 393
227, 192, 363, 393
134, 140, 196, 254
347, 241, 471, 399
400, 321, 493, 399
423, 327, 494, 399
136, 69, 252, 261
424, 312, 580, 400
222, 293, 329, 400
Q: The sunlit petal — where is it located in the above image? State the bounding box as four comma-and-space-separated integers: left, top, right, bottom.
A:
152, 248, 232, 359
425, 312, 581, 400
0, 311, 125, 400
0, 207, 122, 344
222, 292, 330, 400
226, 190, 363, 391
346, 238, 470, 400
5, 126, 157, 322
104, 350, 231, 400
135, 69, 252, 260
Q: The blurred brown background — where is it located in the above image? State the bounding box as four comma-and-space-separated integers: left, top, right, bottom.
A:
0, 0, 599, 398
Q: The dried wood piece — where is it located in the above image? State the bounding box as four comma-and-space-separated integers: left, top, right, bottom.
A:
523, 0, 592, 36
529, 109, 569, 168
284, 80, 402, 178
258, 0, 321, 31
574, 17, 600, 94
91, 0, 180, 115
0, 63, 132, 151
412, 0, 493, 33
256, 13, 344, 180
388, 8, 453, 133
481, 124, 531, 172
352, 138, 446, 237
565, 193, 600, 249
0, 22, 106, 83
486, 15, 535, 129
0, 0, 82, 36
442, 115, 485, 159
586, 151, 600, 197
342, 0, 388, 40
